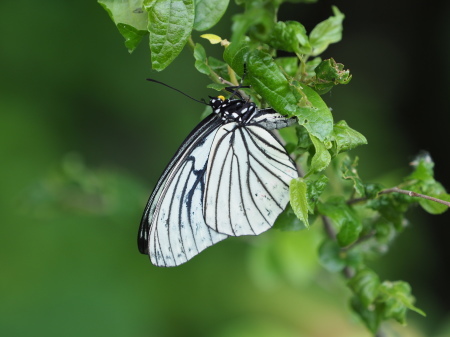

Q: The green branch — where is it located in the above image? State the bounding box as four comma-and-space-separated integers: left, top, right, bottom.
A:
348, 187, 450, 208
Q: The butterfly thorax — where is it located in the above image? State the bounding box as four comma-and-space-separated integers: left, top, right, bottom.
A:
209, 97, 257, 124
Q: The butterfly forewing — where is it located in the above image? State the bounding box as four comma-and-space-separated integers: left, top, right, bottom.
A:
139, 114, 227, 267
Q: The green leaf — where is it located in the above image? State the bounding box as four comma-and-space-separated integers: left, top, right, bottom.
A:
290, 178, 309, 228
145, 0, 195, 71
274, 204, 309, 231
278, 125, 298, 146
374, 218, 395, 244
199, 105, 213, 119
207, 56, 229, 78
368, 194, 408, 231
99, 0, 148, 30
309, 6, 344, 56
246, 49, 298, 112
413, 175, 449, 214
226, 46, 334, 142
305, 173, 329, 213
266, 21, 311, 54
337, 219, 362, 247
291, 83, 334, 141
193, 43, 210, 75
418, 191, 450, 214
317, 197, 362, 247
333, 120, 367, 154
406, 152, 434, 182
98, 0, 149, 52
318, 239, 346, 272
348, 268, 381, 308
223, 40, 250, 76
117, 23, 149, 52
304, 57, 322, 78
350, 296, 381, 333
364, 183, 384, 199
296, 124, 313, 153
312, 58, 352, 94
315, 58, 351, 82
341, 155, 365, 197
274, 57, 299, 77
403, 152, 449, 214
206, 83, 228, 92
230, 7, 274, 43
379, 281, 426, 324
244, 48, 299, 111
309, 134, 331, 174
193, 0, 229, 31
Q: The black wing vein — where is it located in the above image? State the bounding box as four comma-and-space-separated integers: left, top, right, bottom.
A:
204, 122, 298, 236
139, 114, 228, 267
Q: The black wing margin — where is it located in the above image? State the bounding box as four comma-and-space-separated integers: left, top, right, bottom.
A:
138, 113, 228, 267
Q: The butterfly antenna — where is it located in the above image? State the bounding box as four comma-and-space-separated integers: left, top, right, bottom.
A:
225, 64, 250, 99
146, 78, 208, 105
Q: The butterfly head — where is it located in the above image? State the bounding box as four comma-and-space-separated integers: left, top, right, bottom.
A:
209, 95, 228, 113
209, 95, 257, 123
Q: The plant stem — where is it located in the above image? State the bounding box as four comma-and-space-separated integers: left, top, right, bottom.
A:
187, 35, 195, 51
321, 215, 382, 335
322, 215, 336, 240
347, 187, 450, 207
379, 187, 450, 206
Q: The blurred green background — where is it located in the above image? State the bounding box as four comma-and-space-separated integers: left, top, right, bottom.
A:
1, 1, 449, 336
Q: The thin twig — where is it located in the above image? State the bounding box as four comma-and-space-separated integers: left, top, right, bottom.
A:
348, 187, 450, 207
218, 77, 235, 87
322, 215, 336, 240
380, 187, 450, 206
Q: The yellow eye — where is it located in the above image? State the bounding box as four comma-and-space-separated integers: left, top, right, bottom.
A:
218, 95, 225, 101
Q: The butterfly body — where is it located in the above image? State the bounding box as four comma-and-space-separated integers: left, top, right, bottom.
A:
139, 95, 298, 267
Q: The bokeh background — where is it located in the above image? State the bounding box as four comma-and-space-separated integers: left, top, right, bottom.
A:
1, 1, 449, 336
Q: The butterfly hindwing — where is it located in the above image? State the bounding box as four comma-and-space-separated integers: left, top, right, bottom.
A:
203, 115, 298, 237
139, 114, 227, 267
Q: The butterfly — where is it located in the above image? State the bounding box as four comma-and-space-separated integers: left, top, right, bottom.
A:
138, 84, 299, 267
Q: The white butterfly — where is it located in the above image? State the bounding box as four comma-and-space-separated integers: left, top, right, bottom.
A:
138, 93, 298, 266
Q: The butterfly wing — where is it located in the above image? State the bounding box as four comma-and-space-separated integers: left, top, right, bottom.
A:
138, 114, 228, 267
203, 112, 299, 236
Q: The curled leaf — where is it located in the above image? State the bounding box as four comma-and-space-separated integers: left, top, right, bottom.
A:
312, 58, 352, 94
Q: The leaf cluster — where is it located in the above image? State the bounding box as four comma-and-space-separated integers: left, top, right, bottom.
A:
98, 0, 449, 335
307, 152, 449, 333
348, 270, 426, 333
